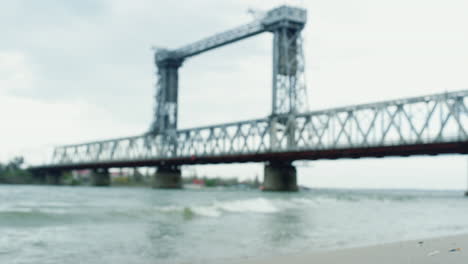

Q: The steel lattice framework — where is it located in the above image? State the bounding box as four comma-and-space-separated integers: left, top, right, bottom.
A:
47, 90, 468, 169
150, 6, 308, 134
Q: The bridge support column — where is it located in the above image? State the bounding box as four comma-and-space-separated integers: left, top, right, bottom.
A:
91, 168, 111, 186
45, 170, 63, 185
263, 161, 298, 191
153, 165, 182, 189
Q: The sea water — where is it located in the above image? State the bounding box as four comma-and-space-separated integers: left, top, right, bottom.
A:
1, 185, 468, 263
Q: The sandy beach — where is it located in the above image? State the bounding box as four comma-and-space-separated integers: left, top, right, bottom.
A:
230, 234, 468, 264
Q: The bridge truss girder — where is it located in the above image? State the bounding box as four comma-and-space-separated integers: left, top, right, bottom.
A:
46, 90, 468, 169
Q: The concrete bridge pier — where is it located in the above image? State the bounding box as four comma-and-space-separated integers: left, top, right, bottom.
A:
263, 161, 298, 191
45, 170, 63, 185
153, 165, 182, 189
91, 168, 111, 186
132, 168, 143, 183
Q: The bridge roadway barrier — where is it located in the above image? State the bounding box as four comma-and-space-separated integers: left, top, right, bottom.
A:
152, 165, 182, 189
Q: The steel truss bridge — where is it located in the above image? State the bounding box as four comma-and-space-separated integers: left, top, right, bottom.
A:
33, 6, 468, 189
49, 90, 468, 170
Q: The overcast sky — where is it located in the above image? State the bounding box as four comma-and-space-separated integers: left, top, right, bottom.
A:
1, 0, 467, 189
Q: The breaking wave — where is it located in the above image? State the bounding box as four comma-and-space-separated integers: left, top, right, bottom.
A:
152, 191, 419, 218
154, 197, 279, 217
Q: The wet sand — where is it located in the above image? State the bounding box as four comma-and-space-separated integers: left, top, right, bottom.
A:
231, 234, 468, 264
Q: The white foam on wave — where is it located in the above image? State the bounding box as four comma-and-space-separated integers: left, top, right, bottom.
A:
156, 205, 183, 213
0, 207, 33, 213
154, 205, 221, 217
0, 201, 75, 216
153, 195, 381, 218
191, 206, 222, 217
153, 195, 383, 219
154, 198, 280, 218
215, 198, 278, 213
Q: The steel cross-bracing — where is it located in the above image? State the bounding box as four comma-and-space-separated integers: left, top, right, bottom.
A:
150, 5, 308, 135
45, 90, 468, 170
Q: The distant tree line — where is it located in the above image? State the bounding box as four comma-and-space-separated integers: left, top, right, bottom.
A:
0, 156, 35, 184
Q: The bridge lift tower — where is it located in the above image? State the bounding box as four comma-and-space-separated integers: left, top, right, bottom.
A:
150, 5, 308, 134
149, 6, 308, 190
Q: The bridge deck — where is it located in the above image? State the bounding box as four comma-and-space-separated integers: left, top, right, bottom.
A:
33, 141, 467, 171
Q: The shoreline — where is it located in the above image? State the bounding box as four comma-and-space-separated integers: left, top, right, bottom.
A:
227, 233, 468, 264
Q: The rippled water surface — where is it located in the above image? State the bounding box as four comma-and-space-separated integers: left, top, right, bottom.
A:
1, 185, 468, 263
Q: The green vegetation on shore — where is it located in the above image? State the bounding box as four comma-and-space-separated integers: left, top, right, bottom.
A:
0, 156, 35, 184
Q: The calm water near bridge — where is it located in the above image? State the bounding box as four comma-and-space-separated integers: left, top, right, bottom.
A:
1, 185, 468, 263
